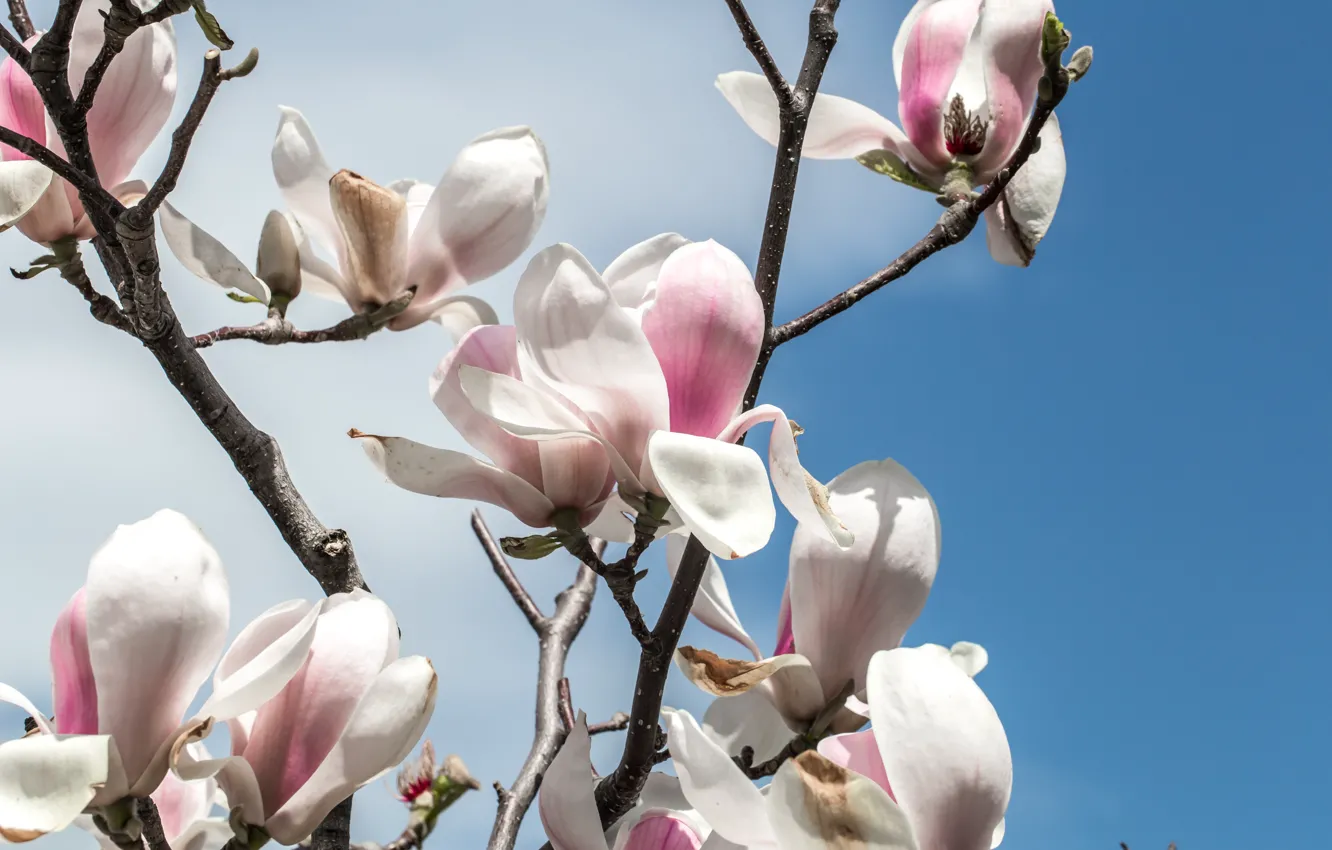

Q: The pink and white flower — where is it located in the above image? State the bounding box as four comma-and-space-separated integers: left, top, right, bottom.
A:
0, 0, 176, 244
81, 743, 233, 850
360, 237, 849, 560
540, 715, 709, 850
160, 107, 548, 332
174, 590, 437, 846
716, 0, 1065, 267
0, 510, 230, 840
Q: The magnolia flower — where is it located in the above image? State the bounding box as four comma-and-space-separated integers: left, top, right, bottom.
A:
174, 590, 437, 846
716, 0, 1064, 267
673, 459, 939, 759
0, 510, 229, 840
540, 715, 710, 850
360, 238, 848, 560
0, 0, 175, 244
664, 647, 1009, 849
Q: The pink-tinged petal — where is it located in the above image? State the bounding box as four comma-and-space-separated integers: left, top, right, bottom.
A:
897, 0, 982, 167
969, 0, 1054, 177
84, 510, 230, 793
766, 752, 917, 850
665, 534, 762, 661
818, 732, 893, 800
774, 583, 794, 656
265, 656, 436, 845
241, 591, 399, 818
0, 161, 52, 231
866, 647, 1011, 850
199, 599, 323, 723
396, 127, 549, 329
513, 244, 669, 482
0, 733, 113, 842
67, 0, 176, 188
715, 72, 931, 173
701, 690, 797, 764
271, 107, 344, 265
172, 725, 265, 832
719, 405, 852, 548
609, 774, 710, 850
109, 179, 147, 208
619, 814, 704, 850
158, 201, 271, 303
356, 432, 559, 528
50, 589, 97, 736
645, 432, 774, 560
0, 42, 45, 160
538, 715, 605, 850
661, 709, 773, 849
385, 179, 434, 236
789, 460, 939, 700
984, 113, 1065, 267
430, 294, 498, 344
640, 241, 761, 440
152, 743, 215, 842
603, 233, 691, 313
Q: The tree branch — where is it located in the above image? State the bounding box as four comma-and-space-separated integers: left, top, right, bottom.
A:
0, 127, 121, 211
75, 0, 194, 114
135, 797, 172, 850
6, 0, 33, 40
722, 0, 790, 109
473, 510, 544, 631
487, 560, 598, 850
190, 289, 414, 349
587, 712, 631, 736
0, 23, 29, 65
311, 797, 352, 850
54, 245, 133, 333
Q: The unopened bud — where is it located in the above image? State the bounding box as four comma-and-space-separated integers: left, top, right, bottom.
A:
500, 533, 563, 560
1040, 12, 1070, 67
1066, 45, 1094, 81
256, 210, 302, 306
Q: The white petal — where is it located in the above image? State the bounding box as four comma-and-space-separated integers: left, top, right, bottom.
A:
430, 294, 499, 345
271, 106, 342, 260
948, 641, 989, 677
171, 820, 235, 850
602, 233, 690, 312
990, 818, 1006, 849
171, 725, 265, 832
665, 534, 761, 660
282, 212, 348, 301
0, 685, 51, 735
265, 656, 437, 845
159, 202, 270, 302
0, 734, 113, 841
582, 494, 636, 544
661, 709, 772, 849
645, 432, 774, 560
984, 114, 1066, 267
385, 178, 435, 236
198, 599, 323, 722
701, 691, 797, 764
767, 752, 918, 850
537, 716, 606, 850
0, 161, 53, 230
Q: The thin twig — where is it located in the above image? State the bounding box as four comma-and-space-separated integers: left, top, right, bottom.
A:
55, 247, 133, 333
190, 289, 414, 349
733, 736, 814, 779
136, 798, 172, 850
723, 0, 791, 110
0, 127, 121, 211
472, 510, 544, 631
6, 0, 33, 40
0, 24, 29, 65
587, 712, 631, 736
557, 678, 576, 733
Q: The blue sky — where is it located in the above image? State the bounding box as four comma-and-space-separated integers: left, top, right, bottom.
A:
1, 1, 1327, 849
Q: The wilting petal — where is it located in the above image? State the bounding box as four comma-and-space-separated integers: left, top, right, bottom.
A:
329, 169, 410, 310
84, 510, 230, 794
788, 460, 939, 700
969, 0, 1054, 177
264, 656, 436, 845
397, 127, 549, 328
0, 734, 113, 842
0, 161, 53, 229
984, 113, 1065, 267
538, 715, 605, 850
719, 406, 851, 547
159, 202, 271, 303
767, 752, 917, 850
646, 432, 774, 560
666, 534, 761, 661
513, 244, 669, 481
356, 432, 559, 528
604, 233, 690, 312
272, 106, 342, 262
431, 294, 499, 344
661, 709, 772, 849
715, 72, 930, 172
676, 649, 824, 726
640, 241, 762, 440
701, 690, 796, 764
818, 732, 893, 800
172, 723, 265, 831
897, 0, 982, 168
51, 589, 97, 736
199, 599, 323, 722
866, 648, 1011, 850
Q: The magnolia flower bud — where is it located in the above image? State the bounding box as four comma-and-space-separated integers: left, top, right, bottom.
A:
1066, 45, 1094, 81
255, 210, 302, 305
329, 169, 410, 311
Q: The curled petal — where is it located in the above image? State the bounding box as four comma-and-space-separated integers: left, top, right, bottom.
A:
159, 201, 271, 303
675, 647, 806, 698
661, 709, 772, 849
272, 106, 343, 262
397, 127, 549, 328
84, 510, 230, 793
538, 715, 605, 850
0, 162, 53, 229
646, 431, 774, 560
356, 432, 558, 528
970, 0, 1055, 177
897, 0, 982, 167
171, 722, 265, 831
151, 742, 217, 842
604, 233, 691, 312
984, 113, 1065, 267
866, 648, 1011, 850
431, 294, 499, 344
788, 459, 939, 699
918, 641, 989, 678
0, 734, 113, 842
328, 169, 410, 310
199, 599, 323, 722
666, 534, 762, 661
766, 751, 917, 850
265, 656, 437, 845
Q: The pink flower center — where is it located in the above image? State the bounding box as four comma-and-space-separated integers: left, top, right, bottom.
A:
944, 95, 988, 157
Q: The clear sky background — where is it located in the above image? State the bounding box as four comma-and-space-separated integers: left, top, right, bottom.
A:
1, 1, 1327, 849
